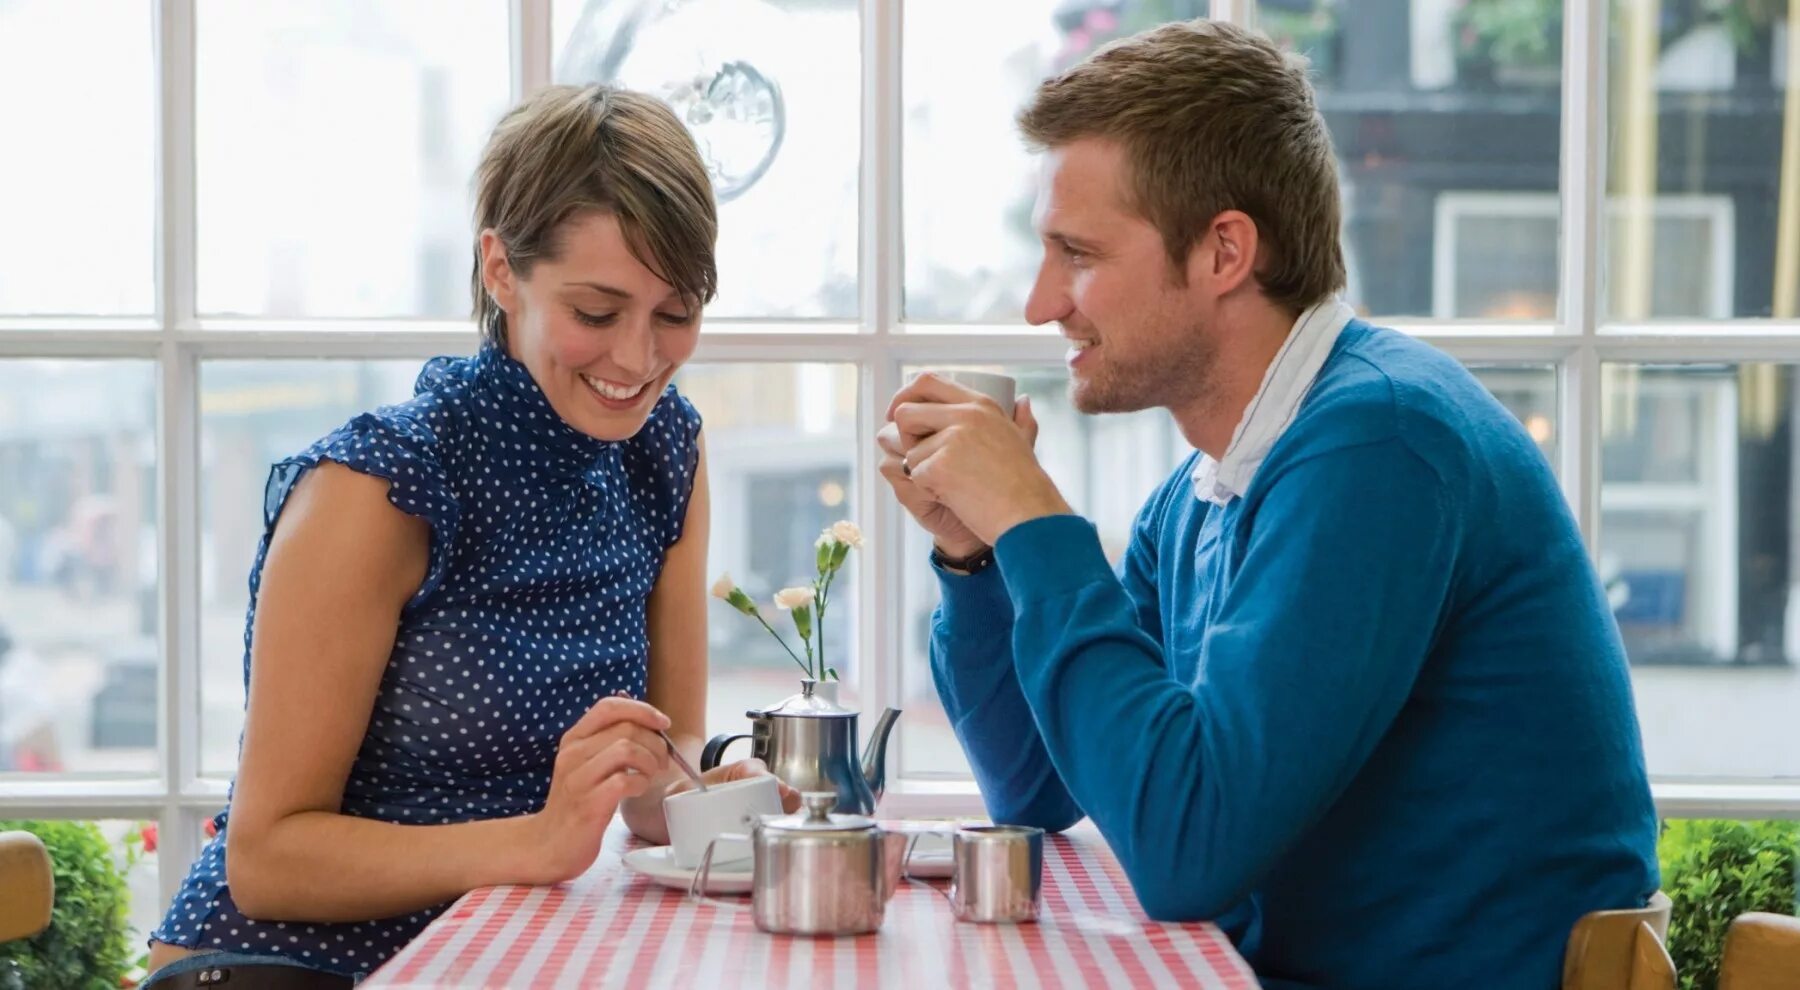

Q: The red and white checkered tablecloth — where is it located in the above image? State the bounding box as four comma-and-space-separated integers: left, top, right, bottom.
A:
366, 821, 1260, 988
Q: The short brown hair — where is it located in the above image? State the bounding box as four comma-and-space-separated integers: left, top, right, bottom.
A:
471, 85, 718, 344
1018, 20, 1345, 313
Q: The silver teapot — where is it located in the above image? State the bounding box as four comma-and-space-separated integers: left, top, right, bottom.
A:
701, 679, 899, 815
691, 791, 912, 936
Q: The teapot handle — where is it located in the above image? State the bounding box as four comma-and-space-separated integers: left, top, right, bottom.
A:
701, 733, 751, 771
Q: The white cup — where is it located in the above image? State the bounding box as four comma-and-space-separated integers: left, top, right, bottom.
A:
913, 369, 1017, 417
663, 774, 784, 869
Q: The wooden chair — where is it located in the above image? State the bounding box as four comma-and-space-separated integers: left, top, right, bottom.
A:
1563, 891, 1676, 990
0, 830, 54, 943
1719, 912, 1800, 990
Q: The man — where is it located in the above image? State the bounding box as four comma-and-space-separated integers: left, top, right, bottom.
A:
878, 20, 1658, 990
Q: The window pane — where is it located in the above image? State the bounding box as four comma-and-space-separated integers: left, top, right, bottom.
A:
0, 0, 154, 316
199, 361, 421, 774
898, 361, 1557, 778
196, 2, 510, 319
0, 362, 157, 775
675, 364, 861, 733
0, 819, 159, 973
905, 2, 1563, 323
554, 0, 860, 319
1604, 4, 1794, 320
1601, 364, 1800, 778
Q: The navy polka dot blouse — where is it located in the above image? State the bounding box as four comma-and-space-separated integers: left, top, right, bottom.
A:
151, 343, 702, 977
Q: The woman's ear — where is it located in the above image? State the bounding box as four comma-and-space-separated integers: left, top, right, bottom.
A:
479, 229, 519, 312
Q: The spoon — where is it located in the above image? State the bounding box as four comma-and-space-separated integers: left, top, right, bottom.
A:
660, 729, 707, 792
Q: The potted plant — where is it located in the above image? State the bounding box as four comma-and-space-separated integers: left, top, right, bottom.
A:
1657, 818, 1799, 989
0, 820, 138, 990
712, 520, 862, 701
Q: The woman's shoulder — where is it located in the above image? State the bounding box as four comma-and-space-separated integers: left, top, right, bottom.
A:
308, 354, 481, 460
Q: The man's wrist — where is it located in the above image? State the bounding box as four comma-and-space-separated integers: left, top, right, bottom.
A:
932, 543, 996, 575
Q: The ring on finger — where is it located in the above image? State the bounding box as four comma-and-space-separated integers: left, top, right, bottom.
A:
901, 456, 912, 477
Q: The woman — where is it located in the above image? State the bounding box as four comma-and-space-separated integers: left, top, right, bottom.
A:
144, 84, 788, 985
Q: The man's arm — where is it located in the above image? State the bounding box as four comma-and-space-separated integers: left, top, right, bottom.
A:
931, 484, 1173, 831
997, 440, 1455, 920
930, 562, 1082, 831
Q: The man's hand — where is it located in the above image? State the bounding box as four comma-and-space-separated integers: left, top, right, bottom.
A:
876, 418, 987, 559
885, 374, 1073, 547
664, 757, 801, 812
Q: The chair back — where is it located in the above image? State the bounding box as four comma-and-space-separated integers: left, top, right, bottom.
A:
1719, 912, 1800, 990
1563, 891, 1676, 990
0, 831, 54, 943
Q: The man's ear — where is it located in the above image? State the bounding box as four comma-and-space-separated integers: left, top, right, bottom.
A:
1186, 209, 1260, 297
478, 229, 519, 312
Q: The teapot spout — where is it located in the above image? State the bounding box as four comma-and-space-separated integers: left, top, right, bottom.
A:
861, 707, 901, 805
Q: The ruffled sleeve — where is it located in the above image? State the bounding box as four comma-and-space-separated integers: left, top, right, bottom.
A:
262, 411, 462, 614
621, 387, 703, 551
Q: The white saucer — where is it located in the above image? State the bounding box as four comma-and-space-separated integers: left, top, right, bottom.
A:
624, 846, 754, 894
622, 833, 955, 894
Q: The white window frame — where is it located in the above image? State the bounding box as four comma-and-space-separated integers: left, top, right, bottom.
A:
3, 0, 1800, 922
1432, 191, 1737, 320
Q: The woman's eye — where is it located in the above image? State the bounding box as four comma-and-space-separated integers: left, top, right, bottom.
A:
574, 309, 619, 328
657, 311, 695, 327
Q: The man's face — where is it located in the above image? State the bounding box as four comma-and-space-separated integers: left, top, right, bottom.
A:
1024, 138, 1216, 415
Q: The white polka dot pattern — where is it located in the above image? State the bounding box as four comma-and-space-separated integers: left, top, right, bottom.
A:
149, 344, 702, 977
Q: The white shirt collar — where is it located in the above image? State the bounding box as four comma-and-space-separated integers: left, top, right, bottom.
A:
1191, 298, 1356, 506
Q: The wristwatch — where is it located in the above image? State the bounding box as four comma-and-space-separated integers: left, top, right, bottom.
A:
931, 543, 996, 574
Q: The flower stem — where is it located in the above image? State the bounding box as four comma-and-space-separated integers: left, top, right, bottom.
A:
753, 611, 813, 677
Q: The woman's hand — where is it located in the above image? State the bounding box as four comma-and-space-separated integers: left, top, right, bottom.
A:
527, 697, 672, 883
663, 757, 802, 812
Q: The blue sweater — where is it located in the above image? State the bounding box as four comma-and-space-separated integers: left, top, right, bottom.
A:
931, 322, 1659, 990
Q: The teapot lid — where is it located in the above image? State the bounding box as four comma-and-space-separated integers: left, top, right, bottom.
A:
748, 679, 855, 719
763, 791, 875, 834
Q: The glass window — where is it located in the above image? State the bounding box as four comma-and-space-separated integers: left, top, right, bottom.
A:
675, 364, 861, 733
1267, 0, 1565, 320
904, 1, 1564, 323
1602, 363, 1800, 778
195, 1, 511, 319
554, 0, 861, 320
0, 0, 155, 316
1604, 2, 1794, 320
0, 362, 157, 776
199, 361, 422, 774
898, 361, 1558, 777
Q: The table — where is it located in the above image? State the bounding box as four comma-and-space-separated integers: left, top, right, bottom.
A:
366, 822, 1259, 988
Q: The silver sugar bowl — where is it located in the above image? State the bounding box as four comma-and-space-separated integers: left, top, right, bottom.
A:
692, 791, 910, 936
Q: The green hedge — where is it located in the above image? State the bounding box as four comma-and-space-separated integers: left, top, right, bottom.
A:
1659, 818, 1800, 990
0, 820, 137, 990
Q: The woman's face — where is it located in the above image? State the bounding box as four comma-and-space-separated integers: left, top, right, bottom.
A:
480, 211, 702, 442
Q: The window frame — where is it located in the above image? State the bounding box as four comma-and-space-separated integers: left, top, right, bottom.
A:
3, 0, 1800, 924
